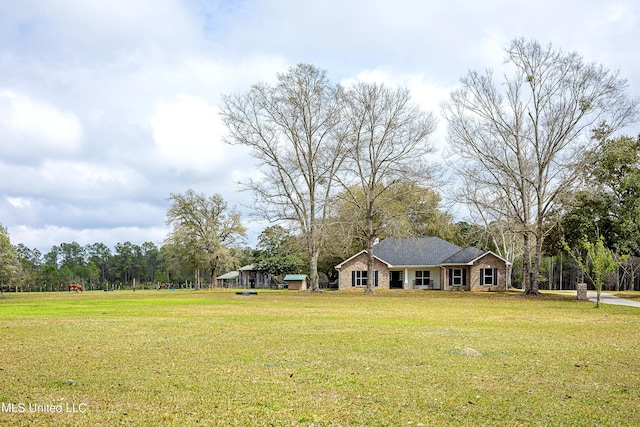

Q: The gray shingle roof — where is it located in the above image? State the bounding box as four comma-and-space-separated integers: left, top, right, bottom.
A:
372, 237, 471, 266
442, 247, 487, 264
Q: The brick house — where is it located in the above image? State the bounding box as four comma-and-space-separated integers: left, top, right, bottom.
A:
335, 237, 509, 291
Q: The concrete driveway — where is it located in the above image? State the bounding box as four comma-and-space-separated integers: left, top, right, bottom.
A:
587, 291, 640, 308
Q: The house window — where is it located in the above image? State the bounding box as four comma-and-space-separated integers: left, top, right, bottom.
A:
351, 270, 378, 287
452, 269, 463, 286
482, 268, 493, 285
415, 271, 431, 287
481, 268, 498, 286
355, 271, 367, 287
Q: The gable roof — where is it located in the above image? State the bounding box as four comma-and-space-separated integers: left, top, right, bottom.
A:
467, 250, 512, 266
334, 249, 393, 269
441, 247, 487, 264
336, 237, 509, 269
372, 237, 467, 266
216, 271, 239, 280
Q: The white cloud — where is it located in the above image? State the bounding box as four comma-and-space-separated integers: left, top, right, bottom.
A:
184, 56, 287, 93
341, 68, 455, 153
1, 0, 203, 59
150, 94, 229, 173
6, 197, 32, 209
0, 90, 82, 160
341, 68, 453, 113
0, 159, 146, 202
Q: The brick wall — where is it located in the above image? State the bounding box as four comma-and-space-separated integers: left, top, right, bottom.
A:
337, 251, 508, 292
469, 253, 507, 291
338, 252, 390, 290
442, 266, 471, 291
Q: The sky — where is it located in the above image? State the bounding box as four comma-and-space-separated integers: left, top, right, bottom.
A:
1, 0, 639, 254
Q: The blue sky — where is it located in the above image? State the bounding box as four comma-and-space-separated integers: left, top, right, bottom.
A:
1, 0, 639, 253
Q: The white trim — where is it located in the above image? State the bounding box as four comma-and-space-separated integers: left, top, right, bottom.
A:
354, 270, 367, 287
440, 251, 511, 266
451, 267, 464, 286
334, 250, 393, 269
387, 264, 440, 268
468, 251, 512, 266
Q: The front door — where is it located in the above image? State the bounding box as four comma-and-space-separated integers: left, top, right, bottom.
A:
390, 271, 403, 289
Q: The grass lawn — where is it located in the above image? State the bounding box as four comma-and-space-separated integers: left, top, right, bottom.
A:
1, 289, 639, 426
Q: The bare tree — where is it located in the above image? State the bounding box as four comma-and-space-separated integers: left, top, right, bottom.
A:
220, 64, 346, 291
620, 256, 640, 291
339, 82, 437, 293
166, 190, 246, 287
444, 38, 638, 295
459, 177, 522, 288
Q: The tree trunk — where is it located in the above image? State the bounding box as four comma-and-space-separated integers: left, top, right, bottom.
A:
209, 258, 218, 288
308, 250, 320, 292
527, 228, 543, 295
522, 233, 531, 293
365, 205, 376, 294
365, 237, 375, 294
306, 226, 320, 292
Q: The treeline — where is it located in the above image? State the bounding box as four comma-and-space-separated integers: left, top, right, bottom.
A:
14, 241, 169, 291
1, 182, 461, 292
3, 39, 640, 294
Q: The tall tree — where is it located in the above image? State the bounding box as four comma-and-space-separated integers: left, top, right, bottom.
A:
220, 64, 346, 291
0, 225, 23, 294
158, 241, 193, 285
369, 182, 455, 242
85, 260, 100, 289
15, 244, 42, 292
44, 245, 60, 269
339, 81, 437, 293
86, 242, 112, 284
254, 225, 305, 277
444, 38, 638, 295
141, 242, 160, 283
59, 242, 86, 282
330, 183, 453, 260
585, 133, 640, 255
114, 241, 135, 284
166, 190, 246, 287
555, 133, 640, 291
458, 177, 523, 288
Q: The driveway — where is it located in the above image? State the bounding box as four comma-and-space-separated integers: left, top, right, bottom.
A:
587, 291, 640, 308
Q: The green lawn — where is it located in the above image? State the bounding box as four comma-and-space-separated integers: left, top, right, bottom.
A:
1, 290, 639, 426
